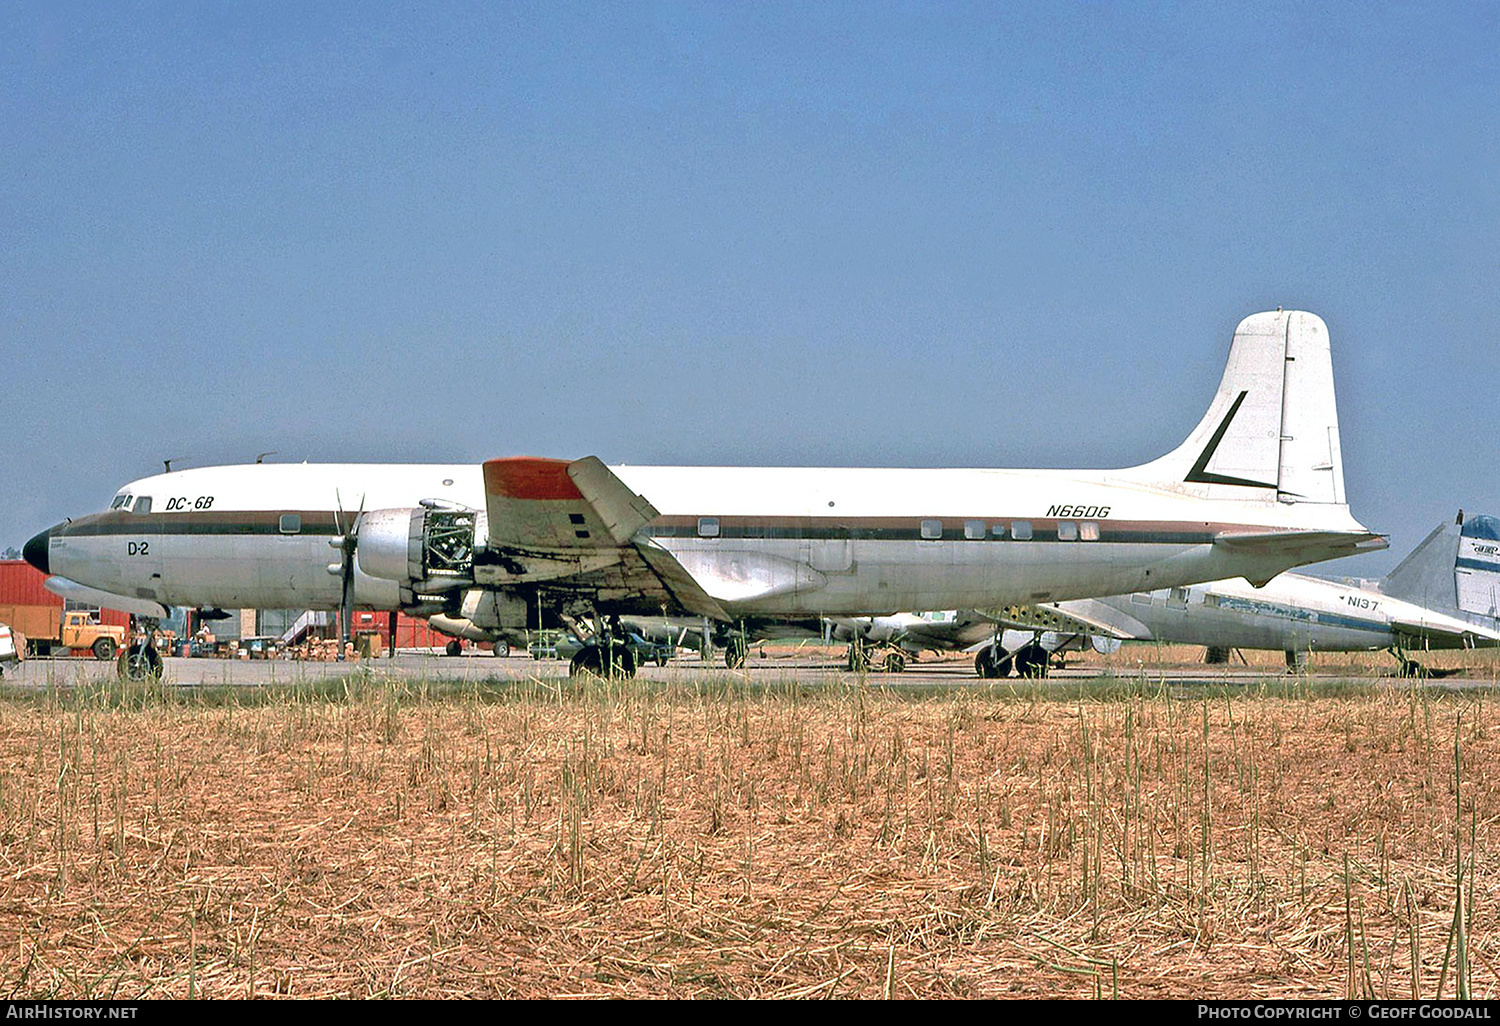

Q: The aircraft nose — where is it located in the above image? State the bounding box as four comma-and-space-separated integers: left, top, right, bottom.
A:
22, 526, 53, 574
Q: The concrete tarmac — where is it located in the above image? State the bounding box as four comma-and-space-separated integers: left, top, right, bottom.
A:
4, 649, 1498, 690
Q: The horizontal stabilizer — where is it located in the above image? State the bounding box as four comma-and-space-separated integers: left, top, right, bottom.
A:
1388, 614, 1500, 648
1214, 529, 1387, 587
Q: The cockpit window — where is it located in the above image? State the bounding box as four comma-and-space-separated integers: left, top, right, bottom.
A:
132, 496, 153, 515
110, 493, 132, 510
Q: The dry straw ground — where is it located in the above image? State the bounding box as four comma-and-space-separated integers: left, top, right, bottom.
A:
3, 650, 1500, 999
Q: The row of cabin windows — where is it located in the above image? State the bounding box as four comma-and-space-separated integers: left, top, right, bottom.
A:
695, 517, 1102, 541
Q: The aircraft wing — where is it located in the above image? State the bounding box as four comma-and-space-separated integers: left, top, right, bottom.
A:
480, 456, 727, 618
975, 603, 1135, 641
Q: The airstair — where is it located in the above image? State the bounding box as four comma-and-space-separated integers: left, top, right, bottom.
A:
281, 610, 333, 646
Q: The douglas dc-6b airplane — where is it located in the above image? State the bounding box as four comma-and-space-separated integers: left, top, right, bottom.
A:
25, 310, 1384, 679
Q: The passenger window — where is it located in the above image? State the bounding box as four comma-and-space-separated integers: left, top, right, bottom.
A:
279, 514, 302, 535
1012, 521, 1033, 541
990, 523, 1007, 539
1079, 521, 1100, 541
920, 519, 943, 540
132, 496, 152, 515
697, 517, 720, 538
1168, 588, 1189, 607
964, 520, 985, 540
1204, 594, 1221, 608
1131, 592, 1152, 605
1057, 521, 1079, 541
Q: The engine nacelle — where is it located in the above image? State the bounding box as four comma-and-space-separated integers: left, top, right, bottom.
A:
354, 506, 484, 595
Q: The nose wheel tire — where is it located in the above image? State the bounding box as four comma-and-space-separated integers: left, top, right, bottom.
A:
117, 644, 163, 682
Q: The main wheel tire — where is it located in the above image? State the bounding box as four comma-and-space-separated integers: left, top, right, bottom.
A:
92, 636, 117, 661
117, 644, 163, 682
445, 639, 462, 657
974, 645, 1012, 679
845, 646, 869, 673
1015, 642, 1049, 678
883, 651, 907, 673
492, 640, 510, 658
571, 644, 637, 678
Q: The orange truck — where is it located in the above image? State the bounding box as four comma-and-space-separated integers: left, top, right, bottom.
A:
0, 606, 127, 659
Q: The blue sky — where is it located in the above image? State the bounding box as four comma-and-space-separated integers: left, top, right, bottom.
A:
3, 2, 1497, 575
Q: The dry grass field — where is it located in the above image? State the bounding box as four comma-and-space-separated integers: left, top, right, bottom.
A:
4, 653, 1500, 999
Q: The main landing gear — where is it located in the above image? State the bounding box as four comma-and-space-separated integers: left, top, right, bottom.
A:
117, 617, 164, 682
567, 615, 639, 679
843, 637, 911, 674
1385, 645, 1461, 679
974, 639, 1050, 678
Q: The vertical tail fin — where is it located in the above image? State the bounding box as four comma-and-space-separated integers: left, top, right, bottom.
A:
1126, 310, 1346, 504
1382, 512, 1500, 620
1456, 514, 1500, 619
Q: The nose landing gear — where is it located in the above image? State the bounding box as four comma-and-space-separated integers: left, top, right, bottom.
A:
117, 617, 164, 682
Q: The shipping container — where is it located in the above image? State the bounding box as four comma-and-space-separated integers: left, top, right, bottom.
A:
0, 560, 57, 607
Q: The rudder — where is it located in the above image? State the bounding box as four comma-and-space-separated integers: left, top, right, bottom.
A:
1128, 310, 1346, 505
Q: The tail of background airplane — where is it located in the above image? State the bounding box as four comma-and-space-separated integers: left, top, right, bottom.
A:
1383, 512, 1500, 621
1124, 310, 1346, 505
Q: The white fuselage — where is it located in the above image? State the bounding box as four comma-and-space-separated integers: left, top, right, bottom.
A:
1060, 574, 1500, 653
40, 460, 1375, 619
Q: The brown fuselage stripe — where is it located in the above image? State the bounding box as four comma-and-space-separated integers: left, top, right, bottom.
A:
55, 509, 1285, 547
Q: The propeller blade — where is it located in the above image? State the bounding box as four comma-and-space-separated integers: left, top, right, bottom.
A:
335, 492, 368, 662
